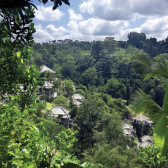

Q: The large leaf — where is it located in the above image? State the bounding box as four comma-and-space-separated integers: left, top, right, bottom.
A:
154, 114, 167, 155
161, 84, 168, 156
132, 54, 152, 71
163, 85, 168, 114
132, 89, 163, 123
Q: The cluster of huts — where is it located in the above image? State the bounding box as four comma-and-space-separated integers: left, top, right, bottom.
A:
38, 65, 85, 127
34, 65, 156, 148
122, 113, 154, 148
1, 64, 155, 148
49, 93, 84, 127
0, 65, 85, 127
37, 65, 58, 101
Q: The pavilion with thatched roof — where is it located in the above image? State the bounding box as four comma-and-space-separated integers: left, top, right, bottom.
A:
49, 106, 71, 127
40, 65, 56, 74
133, 114, 153, 125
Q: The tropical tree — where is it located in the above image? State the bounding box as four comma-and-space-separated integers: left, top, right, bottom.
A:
133, 56, 168, 156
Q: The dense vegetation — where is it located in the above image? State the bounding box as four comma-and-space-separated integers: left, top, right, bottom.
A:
32, 35, 168, 106
31, 33, 168, 167
1, 0, 168, 167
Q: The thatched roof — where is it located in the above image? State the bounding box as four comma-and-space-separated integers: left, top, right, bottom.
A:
51, 106, 70, 118
141, 135, 154, 142
43, 81, 54, 89
72, 93, 84, 107
138, 141, 153, 148
40, 65, 55, 73
72, 93, 84, 100
133, 114, 153, 124
122, 124, 133, 130
123, 129, 132, 135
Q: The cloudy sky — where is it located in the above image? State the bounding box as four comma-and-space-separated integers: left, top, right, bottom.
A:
33, 0, 168, 43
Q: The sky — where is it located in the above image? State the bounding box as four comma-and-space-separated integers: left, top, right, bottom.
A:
33, 0, 168, 43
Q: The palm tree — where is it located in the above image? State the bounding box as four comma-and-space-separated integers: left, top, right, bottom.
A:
132, 55, 168, 156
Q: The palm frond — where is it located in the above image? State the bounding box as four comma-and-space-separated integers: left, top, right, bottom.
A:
132, 54, 152, 74
149, 60, 168, 80
132, 89, 163, 123
163, 84, 168, 114
154, 113, 167, 156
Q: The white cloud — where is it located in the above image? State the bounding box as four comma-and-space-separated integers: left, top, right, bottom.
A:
33, 0, 168, 43
34, 16, 168, 42
67, 18, 129, 41
34, 27, 53, 43
68, 9, 83, 21
80, 0, 168, 21
34, 24, 69, 43
34, 17, 129, 42
120, 16, 168, 40
68, 18, 128, 36
34, 14, 168, 42
35, 6, 64, 21
34, 24, 43, 29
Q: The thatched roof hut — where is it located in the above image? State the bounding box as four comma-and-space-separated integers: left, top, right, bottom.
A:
72, 93, 84, 107
133, 114, 153, 125
40, 65, 56, 74
141, 135, 154, 143
138, 141, 153, 148
43, 81, 54, 89
51, 106, 70, 118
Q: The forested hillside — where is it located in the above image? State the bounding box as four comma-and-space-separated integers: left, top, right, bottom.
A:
1, 0, 168, 167
30, 34, 168, 167
32, 34, 168, 106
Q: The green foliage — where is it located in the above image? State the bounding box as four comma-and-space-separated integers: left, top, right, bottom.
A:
0, 7, 35, 44
138, 146, 168, 168
53, 95, 69, 108
0, 97, 80, 167
32, 35, 168, 105
40, 0, 70, 10
132, 54, 168, 155
75, 89, 86, 97
84, 145, 144, 168
128, 32, 146, 49
3, 5, 168, 166
91, 41, 103, 60
74, 93, 131, 158
75, 93, 109, 151
132, 89, 163, 123
81, 67, 98, 86
36, 117, 64, 140
63, 80, 75, 97
53, 79, 61, 89
103, 37, 118, 53
154, 84, 168, 156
